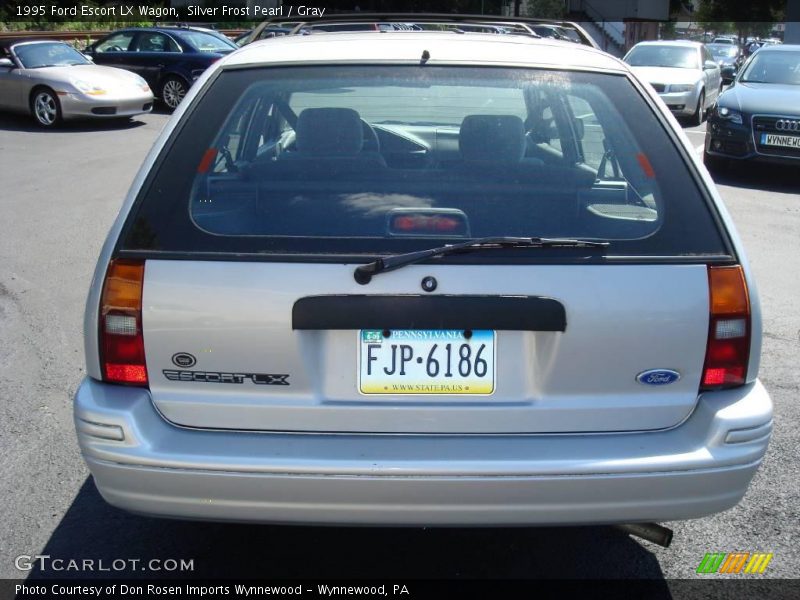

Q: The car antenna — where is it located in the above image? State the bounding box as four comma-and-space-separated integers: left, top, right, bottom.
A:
420, 49, 430, 65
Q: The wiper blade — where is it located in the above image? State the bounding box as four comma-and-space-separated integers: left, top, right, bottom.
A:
353, 236, 609, 284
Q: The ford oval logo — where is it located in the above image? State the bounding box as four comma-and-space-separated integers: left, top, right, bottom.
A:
172, 352, 197, 369
636, 369, 681, 386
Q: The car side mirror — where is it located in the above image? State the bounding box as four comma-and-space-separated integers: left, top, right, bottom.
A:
704, 60, 718, 71
0, 57, 14, 68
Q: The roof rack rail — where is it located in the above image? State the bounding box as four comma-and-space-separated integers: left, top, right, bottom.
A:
245, 13, 600, 50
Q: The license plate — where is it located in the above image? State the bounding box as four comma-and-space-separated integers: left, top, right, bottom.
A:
761, 133, 800, 148
359, 329, 495, 395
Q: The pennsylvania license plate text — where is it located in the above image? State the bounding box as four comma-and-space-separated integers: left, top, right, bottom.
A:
359, 329, 495, 395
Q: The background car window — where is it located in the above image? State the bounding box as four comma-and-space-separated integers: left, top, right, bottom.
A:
625, 46, 699, 69
135, 33, 180, 53
174, 31, 235, 52
740, 51, 800, 84
95, 32, 134, 53
709, 45, 738, 59
13, 43, 89, 68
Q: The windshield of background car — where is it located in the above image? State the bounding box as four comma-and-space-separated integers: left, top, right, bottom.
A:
120, 65, 728, 260
708, 45, 739, 59
740, 50, 800, 84
625, 46, 699, 69
175, 30, 235, 52
14, 43, 90, 68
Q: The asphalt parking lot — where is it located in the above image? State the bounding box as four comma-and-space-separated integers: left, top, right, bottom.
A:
0, 110, 798, 583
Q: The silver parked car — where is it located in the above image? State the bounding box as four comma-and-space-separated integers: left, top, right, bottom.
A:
0, 39, 153, 127
624, 40, 723, 125
75, 21, 771, 529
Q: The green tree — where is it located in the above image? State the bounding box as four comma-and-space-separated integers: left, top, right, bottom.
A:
525, 0, 565, 19
692, 0, 783, 41
660, 20, 676, 39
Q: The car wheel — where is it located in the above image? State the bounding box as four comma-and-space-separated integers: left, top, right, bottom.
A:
160, 76, 188, 110
691, 91, 705, 127
30, 88, 62, 128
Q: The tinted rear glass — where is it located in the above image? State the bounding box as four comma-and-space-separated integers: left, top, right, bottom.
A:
120, 65, 728, 260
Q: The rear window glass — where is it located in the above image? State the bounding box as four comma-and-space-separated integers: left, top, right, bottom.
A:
121, 65, 728, 260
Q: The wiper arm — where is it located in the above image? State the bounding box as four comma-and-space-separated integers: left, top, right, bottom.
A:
353, 236, 609, 284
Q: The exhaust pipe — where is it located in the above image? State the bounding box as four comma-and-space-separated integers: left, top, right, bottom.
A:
615, 523, 674, 548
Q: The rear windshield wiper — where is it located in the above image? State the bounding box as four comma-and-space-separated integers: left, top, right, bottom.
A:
354, 236, 609, 284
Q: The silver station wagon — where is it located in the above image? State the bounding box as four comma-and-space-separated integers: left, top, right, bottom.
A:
75, 16, 772, 535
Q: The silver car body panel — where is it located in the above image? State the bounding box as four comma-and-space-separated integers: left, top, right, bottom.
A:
143, 261, 710, 433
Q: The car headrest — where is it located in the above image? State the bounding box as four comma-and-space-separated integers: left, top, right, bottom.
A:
296, 108, 364, 156
459, 115, 526, 162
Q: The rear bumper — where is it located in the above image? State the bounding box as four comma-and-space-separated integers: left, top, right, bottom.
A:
74, 378, 772, 526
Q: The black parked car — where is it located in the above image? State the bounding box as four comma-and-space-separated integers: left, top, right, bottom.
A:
85, 26, 236, 109
707, 43, 743, 84
705, 44, 800, 169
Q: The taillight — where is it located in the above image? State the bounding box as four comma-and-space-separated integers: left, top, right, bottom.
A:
701, 265, 750, 390
99, 259, 147, 386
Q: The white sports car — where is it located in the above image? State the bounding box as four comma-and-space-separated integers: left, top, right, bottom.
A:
0, 39, 153, 127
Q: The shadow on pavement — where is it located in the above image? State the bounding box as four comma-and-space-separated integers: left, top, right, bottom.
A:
26, 478, 670, 588
709, 162, 799, 194
0, 112, 152, 133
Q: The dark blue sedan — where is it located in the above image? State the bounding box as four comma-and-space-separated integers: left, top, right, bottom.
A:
85, 26, 236, 109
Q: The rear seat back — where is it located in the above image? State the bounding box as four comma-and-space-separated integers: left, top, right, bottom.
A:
278, 107, 386, 178
456, 114, 546, 181
459, 114, 528, 163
